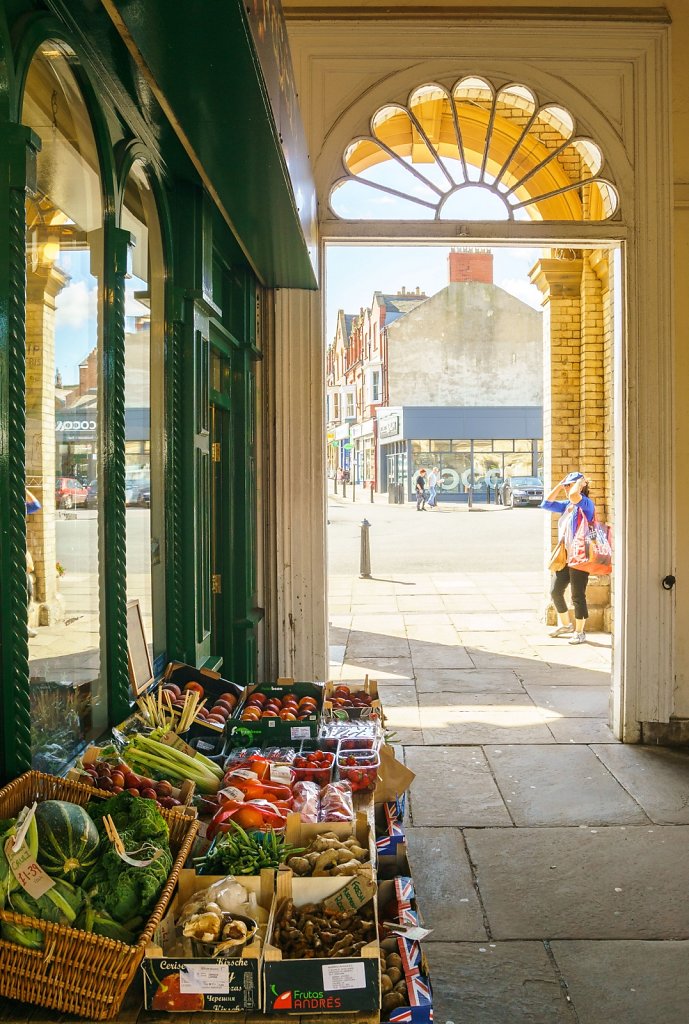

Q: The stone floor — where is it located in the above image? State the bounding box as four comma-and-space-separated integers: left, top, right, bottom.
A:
329, 570, 689, 1024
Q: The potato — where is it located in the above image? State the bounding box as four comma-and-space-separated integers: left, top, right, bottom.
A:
381, 974, 393, 994
382, 992, 406, 1012
394, 980, 408, 995
386, 966, 402, 984
386, 952, 403, 970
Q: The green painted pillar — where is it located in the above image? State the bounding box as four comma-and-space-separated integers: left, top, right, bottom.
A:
102, 226, 133, 724
0, 124, 39, 783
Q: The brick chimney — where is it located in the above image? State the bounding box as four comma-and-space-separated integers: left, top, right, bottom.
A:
448, 247, 493, 284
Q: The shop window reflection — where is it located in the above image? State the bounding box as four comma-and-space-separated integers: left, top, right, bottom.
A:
23, 41, 105, 772
122, 163, 165, 670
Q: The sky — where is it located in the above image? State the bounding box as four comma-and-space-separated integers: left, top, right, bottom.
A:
325, 245, 543, 341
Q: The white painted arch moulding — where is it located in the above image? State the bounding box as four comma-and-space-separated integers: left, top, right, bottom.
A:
280, 17, 673, 739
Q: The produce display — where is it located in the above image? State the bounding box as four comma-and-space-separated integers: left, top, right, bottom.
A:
272, 895, 376, 959
79, 755, 192, 812
0, 792, 173, 948
1, 667, 434, 1021
239, 691, 318, 722
337, 750, 380, 793
283, 832, 370, 877
123, 732, 223, 794
195, 825, 304, 876
328, 684, 378, 712
319, 780, 354, 821
159, 682, 238, 730
380, 949, 409, 1014
292, 749, 335, 784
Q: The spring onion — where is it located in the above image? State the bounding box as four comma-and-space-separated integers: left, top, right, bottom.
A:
124, 734, 222, 794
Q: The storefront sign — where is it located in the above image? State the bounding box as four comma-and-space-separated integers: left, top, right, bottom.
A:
56, 420, 96, 432
379, 416, 400, 439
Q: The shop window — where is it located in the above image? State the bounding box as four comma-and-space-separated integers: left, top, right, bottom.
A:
333, 393, 341, 420
23, 41, 105, 772
346, 392, 355, 419
370, 370, 381, 403
122, 163, 166, 671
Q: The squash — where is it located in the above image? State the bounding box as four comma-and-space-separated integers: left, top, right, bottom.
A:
35, 800, 100, 885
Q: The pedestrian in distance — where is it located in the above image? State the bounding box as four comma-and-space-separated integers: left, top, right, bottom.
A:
415, 468, 428, 511
541, 470, 595, 645
427, 466, 440, 508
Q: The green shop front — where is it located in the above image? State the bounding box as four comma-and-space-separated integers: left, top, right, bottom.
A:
0, 0, 317, 785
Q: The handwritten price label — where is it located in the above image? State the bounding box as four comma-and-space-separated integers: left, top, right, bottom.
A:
4, 837, 55, 899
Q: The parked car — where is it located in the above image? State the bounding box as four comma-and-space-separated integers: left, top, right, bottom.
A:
501, 475, 544, 507
85, 479, 98, 508
55, 476, 88, 509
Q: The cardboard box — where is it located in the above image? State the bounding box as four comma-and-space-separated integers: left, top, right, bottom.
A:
230, 679, 325, 745
263, 871, 380, 1014
282, 811, 375, 878
380, 936, 433, 1023
378, 877, 421, 929
141, 868, 273, 1012
160, 662, 243, 740
375, 798, 406, 858
323, 679, 383, 721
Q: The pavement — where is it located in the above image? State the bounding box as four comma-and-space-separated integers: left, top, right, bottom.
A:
328, 494, 689, 1024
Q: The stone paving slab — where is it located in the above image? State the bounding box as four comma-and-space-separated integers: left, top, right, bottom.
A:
515, 664, 611, 687
414, 668, 525, 692
422, 712, 555, 746
405, 746, 512, 826
404, 827, 488, 941
550, 940, 689, 1024
449, 613, 511, 631
465, 649, 549, 671
346, 633, 410, 658
425, 941, 575, 1024
336, 656, 414, 681
547, 718, 618, 744
418, 691, 536, 707
408, 641, 475, 669
484, 745, 649, 826
464, 825, 689, 939
591, 744, 689, 824
525, 683, 610, 719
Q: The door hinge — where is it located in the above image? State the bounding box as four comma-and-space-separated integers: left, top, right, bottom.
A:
211, 573, 222, 595
211, 442, 221, 462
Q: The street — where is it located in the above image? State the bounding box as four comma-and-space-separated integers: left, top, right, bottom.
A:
328, 491, 545, 576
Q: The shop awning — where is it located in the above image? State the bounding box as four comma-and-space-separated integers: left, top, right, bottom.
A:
100, 0, 317, 289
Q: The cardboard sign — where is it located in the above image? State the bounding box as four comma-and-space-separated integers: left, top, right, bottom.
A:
322, 961, 367, 991
323, 874, 376, 914
5, 838, 55, 899
160, 731, 197, 759
375, 744, 416, 802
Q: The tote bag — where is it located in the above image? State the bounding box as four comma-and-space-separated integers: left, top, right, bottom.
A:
568, 513, 612, 575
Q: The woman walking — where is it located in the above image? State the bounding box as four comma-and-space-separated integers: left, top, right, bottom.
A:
541, 471, 594, 645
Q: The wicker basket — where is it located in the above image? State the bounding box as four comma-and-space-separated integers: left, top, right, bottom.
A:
0, 770, 198, 1020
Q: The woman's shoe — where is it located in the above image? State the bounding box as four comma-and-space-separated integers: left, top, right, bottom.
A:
550, 624, 574, 638
568, 632, 587, 645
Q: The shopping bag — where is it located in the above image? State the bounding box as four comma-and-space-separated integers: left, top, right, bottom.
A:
548, 539, 567, 572
569, 516, 612, 575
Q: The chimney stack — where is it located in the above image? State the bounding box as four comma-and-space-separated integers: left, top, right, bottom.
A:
400, 286, 406, 295
448, 247, 493, 284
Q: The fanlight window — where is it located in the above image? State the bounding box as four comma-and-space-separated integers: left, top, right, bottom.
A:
330, 78, 618, 222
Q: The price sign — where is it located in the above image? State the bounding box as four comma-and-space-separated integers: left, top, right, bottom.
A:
4, 838, 55, 899
269, 764, 292, 785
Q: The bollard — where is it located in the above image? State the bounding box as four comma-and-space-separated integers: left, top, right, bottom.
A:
467, 485, 473, 510
342, 479, 347, 498
334, 473, 338, 495
487, 484, 491, 505
370, 482, 374, 503
360, 518, 372, 578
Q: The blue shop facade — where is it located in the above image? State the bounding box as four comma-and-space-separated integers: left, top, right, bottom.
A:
377, 405, 543, 504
